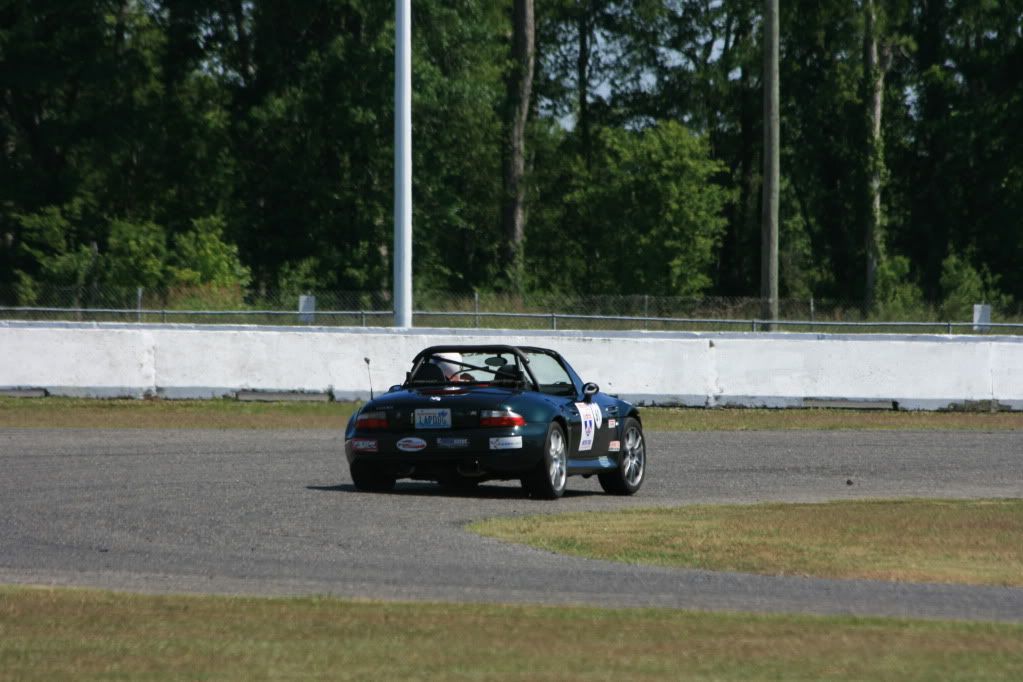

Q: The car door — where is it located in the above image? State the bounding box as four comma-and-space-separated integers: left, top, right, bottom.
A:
522, 349, 614, 462
570, 392, 617, 460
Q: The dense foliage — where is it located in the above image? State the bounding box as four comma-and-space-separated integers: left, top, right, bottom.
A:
1, 1, 1021, 315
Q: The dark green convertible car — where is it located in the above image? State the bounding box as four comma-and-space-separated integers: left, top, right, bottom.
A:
344, 344, 646, 499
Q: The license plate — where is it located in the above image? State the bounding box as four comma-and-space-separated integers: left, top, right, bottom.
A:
414, 408, 452, 429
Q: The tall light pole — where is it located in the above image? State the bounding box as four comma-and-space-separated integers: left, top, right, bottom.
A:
394, 0, 413, 328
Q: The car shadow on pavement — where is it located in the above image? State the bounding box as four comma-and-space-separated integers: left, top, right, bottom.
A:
305, 483, 598, 500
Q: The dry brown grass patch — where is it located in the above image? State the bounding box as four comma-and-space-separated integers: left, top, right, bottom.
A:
471, 499, 1023, 586
1, 586, 1021, 681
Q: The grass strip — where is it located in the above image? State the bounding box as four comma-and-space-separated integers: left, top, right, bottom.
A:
2, 396, 1022, 431
471, 499, 1023, 587
0, 396, 359, 430
1, 586, 1021, 681
639, 407, 1023, 431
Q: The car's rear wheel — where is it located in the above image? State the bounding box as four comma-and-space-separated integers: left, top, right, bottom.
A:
350, 461, 396, 492
524, 422, 567, 499
598, 417, 645, 495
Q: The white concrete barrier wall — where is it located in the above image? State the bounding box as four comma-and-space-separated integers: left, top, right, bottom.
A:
2, 321, 1021, 410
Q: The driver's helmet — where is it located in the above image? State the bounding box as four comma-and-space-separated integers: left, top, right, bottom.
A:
431, 352, 464, 380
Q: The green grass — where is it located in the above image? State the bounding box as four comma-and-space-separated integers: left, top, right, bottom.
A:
638, 406, 1023, 431
1, 586, 1021, 681
2, 396, 1022, 431
0, 396, 359, 430
471, 499, 1023, 587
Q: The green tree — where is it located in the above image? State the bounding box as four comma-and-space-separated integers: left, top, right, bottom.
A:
890, 0, 1023, 302
410, 0, 507, 293
558, 122, 732, 296
871, 255, 925, 320
0, 1, 238, 301
4, 0, 1022, 317
105, 219, 168, 289
939, 252, 1011, 320
169, 216, 251, 289
12, 203, 100, 304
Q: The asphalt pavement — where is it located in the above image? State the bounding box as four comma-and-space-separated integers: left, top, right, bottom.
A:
1, 427, 1021, 622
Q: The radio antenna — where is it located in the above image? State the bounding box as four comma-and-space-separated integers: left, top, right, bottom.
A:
364, 357, 374, 401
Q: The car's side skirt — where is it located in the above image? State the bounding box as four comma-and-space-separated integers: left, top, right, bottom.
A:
566, 456, 619, 475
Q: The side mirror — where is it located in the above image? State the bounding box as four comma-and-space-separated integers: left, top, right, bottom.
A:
387, 384, 402, 393
582, 382, 599, 402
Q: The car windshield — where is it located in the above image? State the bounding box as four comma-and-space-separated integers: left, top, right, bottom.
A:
407, 349, 575, 396
409, 351, 527, 387
522, 351, 575, 396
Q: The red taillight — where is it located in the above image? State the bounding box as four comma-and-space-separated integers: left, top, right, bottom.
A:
356, 410, 388, 430
479, 410, 526, 427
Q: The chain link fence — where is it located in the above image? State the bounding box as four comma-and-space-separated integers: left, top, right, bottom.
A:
2, 284, 1022, 334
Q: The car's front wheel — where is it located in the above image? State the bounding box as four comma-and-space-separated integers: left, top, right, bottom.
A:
350, 461, 396, 492
598, 417, 645, 495
524, 422, 568, 500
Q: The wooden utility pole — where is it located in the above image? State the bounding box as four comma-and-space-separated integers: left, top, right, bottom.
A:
761, 0, 780, 326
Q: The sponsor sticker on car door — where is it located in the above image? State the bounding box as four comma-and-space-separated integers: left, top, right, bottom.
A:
575, 402, 596, 451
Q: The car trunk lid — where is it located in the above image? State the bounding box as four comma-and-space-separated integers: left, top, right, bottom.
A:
367, 387, 519, 432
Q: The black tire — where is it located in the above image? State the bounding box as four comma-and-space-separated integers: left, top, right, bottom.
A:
350, 461, 396, 492
524, 422, 568, 500
598, 417, 645, 495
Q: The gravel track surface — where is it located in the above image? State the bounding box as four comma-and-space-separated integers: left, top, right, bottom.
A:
1, 428, 1021, 622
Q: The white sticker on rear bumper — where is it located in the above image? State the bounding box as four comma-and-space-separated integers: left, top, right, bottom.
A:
396, 437, 427, 452
489, 436, 522, 450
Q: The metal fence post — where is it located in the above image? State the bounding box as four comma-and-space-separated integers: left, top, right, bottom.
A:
136, 286, 143, 322
551, 313, 557, 330
361, 311, 366, 327
474, 291, 480, 328
298, 294, 316, 324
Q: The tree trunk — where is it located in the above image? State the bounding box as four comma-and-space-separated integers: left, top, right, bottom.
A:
577, 3, 591, 166
501, 0, 535, 290
230, 0, 252, 86
761, 0, 780, 325
863, 0, 889, 311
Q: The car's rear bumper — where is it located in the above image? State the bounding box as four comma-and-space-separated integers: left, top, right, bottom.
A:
345, 425, 545, 478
